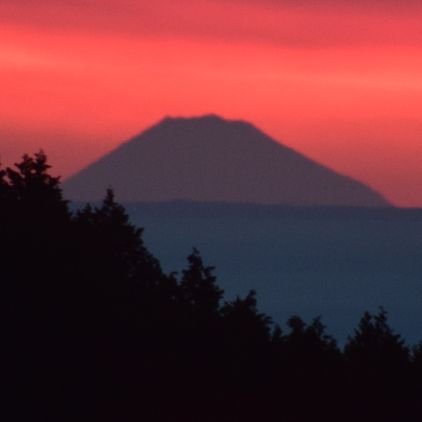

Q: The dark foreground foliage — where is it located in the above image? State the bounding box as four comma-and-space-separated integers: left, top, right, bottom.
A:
3, 153, 422, 421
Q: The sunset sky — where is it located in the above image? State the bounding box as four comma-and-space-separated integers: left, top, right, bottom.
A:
1, 0, 422, 206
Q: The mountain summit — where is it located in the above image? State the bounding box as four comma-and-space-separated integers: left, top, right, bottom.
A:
64, 115, 389, 206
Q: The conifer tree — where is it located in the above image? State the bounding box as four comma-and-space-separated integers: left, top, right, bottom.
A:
180, 248, 223, 319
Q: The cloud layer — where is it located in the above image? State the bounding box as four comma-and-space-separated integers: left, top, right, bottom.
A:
2, 0, 422, 47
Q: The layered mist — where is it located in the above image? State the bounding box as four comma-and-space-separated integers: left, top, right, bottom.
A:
121, 202, 422, 344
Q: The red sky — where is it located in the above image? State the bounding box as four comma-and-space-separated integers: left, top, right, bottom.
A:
1, 0, 422, 206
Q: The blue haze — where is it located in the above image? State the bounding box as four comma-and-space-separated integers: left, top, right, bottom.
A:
124, 202, 422, 345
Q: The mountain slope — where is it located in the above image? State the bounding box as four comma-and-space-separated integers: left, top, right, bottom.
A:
63, 115, 389, 206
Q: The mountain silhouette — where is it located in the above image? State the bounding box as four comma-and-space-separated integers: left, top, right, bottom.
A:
64, 115, 389, 206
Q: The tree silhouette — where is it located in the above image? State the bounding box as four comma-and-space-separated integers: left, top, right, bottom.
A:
344, 308, 411, 420
180, 248, 223, 320
345, 308, 409, 370
221, 290, 271, 346
0, 162, 9, 203
75, 188, 163, 289
6, 151, 69, 224
3, 151, 422, 422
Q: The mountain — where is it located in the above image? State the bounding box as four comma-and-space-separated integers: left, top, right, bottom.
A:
63, 115, 389, 206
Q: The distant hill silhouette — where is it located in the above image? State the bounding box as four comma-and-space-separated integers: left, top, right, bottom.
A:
64, 115, 389, 206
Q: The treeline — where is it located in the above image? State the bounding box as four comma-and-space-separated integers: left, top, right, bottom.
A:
3, 152, 422, 421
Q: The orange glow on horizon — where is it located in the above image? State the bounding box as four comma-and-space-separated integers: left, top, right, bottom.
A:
1, 1, 422, 206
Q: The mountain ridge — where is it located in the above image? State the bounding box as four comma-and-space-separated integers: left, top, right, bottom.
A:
63, 115, 389, 207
